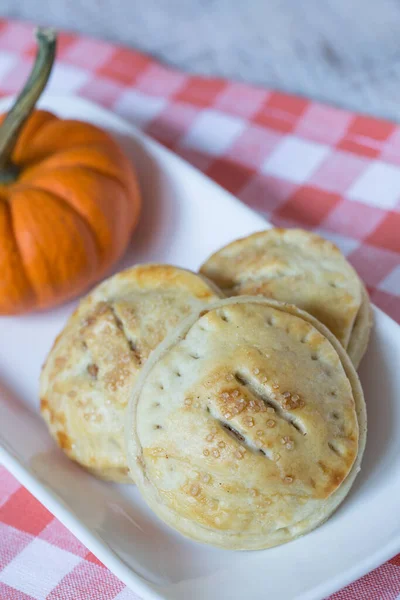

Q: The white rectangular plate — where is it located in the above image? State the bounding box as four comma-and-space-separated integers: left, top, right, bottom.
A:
0, 95, 400, 600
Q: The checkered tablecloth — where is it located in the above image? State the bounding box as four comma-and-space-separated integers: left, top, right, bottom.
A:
0, 17, 399, 600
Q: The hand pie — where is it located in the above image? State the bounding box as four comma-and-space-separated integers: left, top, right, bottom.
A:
40, 264, 223, 482
200, 228, 372, 367
126, 297, 366, 550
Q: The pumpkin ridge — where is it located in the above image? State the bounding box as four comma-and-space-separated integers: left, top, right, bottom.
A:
22, 117, 114, 149
23, 111, 58, 142
16, 183, 104, 262
16, 138, 119, 169
77, 159, 136, 198
21, 163, 138, 233
6, 199, 37, 302
23, 163, 137, 227
11, 111, 58, 163
17, 140, 115, 171
23, 162, 133, 197
10, 187, 101, 304
20, 177, 126, 266
20, 146, 134, 193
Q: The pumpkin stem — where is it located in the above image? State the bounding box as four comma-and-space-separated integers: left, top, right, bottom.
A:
0, 27, 57, 184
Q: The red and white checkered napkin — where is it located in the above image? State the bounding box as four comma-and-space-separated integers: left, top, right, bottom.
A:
0, 17, 399, 600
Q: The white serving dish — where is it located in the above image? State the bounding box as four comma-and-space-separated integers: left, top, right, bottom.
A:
0, 95, 399, 600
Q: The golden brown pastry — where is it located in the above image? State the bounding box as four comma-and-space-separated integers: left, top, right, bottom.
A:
200, 228, 372, 368
40, 264, 223, 482
126, 297, 366, 549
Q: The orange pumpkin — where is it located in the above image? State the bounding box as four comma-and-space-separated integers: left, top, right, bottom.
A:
0, 29, 141, 315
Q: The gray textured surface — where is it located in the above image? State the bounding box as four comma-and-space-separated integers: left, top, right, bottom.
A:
3, 0, 400, 121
